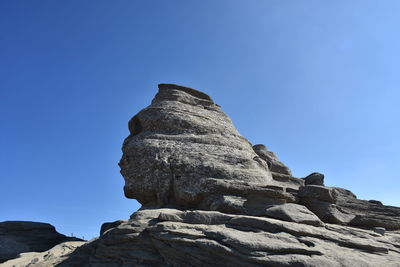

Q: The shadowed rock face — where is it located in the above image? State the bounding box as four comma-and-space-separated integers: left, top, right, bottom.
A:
0, 221, 82, 263
119, 84, 275, 209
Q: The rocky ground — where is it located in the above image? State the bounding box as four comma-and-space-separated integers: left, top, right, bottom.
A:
0, 221, 82, 264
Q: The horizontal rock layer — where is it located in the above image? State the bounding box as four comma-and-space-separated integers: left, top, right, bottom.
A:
120, 84, 285, 210
119, 84, 400, 231
4, 84, 399, 266
46, 209, 400, 267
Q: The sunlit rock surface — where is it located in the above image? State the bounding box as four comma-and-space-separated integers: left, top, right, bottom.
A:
2, 84, 399, 266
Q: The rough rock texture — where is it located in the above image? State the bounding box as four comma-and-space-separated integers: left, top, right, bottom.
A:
3, 84, 400, 266
119, 84, 305, 216
118, 84, 400, 230
263, 203, 323, 227
252, 144, 292, 176
302, 172, 324, 186
100, 220, 128, 236
298, 185, 400, 229
0, 221, 81, 263
335, 188, 400, 230
0, 241, 85, 267
23, 209, 400, 267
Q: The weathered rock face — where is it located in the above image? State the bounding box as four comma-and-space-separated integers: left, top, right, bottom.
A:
118, 84, 400, 231
120, 84, 282, 211
28, 209, 400, 267
302, 172, 324, 186
253, 144, 292, 176
0, 221, 81, 263
3, 84, 400, 266
1, 241, 85, 267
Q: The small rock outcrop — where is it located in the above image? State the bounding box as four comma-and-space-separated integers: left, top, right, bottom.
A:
2, 84, 399, 266
0, 221, 81, 263
303, 172, 324, 186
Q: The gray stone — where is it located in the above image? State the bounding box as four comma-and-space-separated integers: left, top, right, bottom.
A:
5, 84, 400, 266
0, 221, 82, 263
369, 200, 383, 205
119, 84, 277, 210
119, 84, 400, 230
252, 144, 292, 176
333, 187, 400, 230
303, 172, 324, 186
373, 227, 386, 235
54, 209, 400, 267
100, 220, 128, 236
263, 203, 324, 226
119, 84, 309, 216
0, 241, 85, 267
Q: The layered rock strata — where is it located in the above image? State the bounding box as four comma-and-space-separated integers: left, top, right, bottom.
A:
2, 84, 399, 266
119, 84, 306, 217
119, 84, 400, 230
16, 209, 400, 267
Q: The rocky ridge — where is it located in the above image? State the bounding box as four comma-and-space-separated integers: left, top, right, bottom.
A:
2, 84, 399, 266
0, 221, 82, 263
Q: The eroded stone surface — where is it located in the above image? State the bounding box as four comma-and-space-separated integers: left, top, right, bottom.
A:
0, 221, 82, 263
119, 84, 295, 212
0, 241, 85, 267
3, 84, 400, 266
52, 209, 400, 267
118, 84, 400, 229
303, 172, 324, 186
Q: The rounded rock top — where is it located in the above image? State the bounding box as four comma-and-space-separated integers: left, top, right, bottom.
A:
158, 83, 213, 102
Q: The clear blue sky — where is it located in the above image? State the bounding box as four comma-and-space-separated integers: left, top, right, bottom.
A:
1, 1, 399, 239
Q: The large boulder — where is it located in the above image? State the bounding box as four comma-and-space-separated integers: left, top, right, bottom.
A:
263, 203, 323, 226
119, 84, 305, 212
252, 144, 292, 176
0, 221, 81, 263
303, 172, 324, 186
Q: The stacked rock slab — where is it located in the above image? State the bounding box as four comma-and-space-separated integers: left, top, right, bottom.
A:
56, 209, 400, 267
119, 84, 302, 216
119, 84, 400, 230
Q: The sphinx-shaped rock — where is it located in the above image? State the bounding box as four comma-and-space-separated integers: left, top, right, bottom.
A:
120, 84, 305, 214
5, 84, 399, 266
119, 84, 400, 229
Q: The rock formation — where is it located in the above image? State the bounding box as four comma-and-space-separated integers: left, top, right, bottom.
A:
118, 84, 400, 229
0, 221, 82, 263
119, 84, 303, 217
2, 84, 400, 266
2, 241, 85, 267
